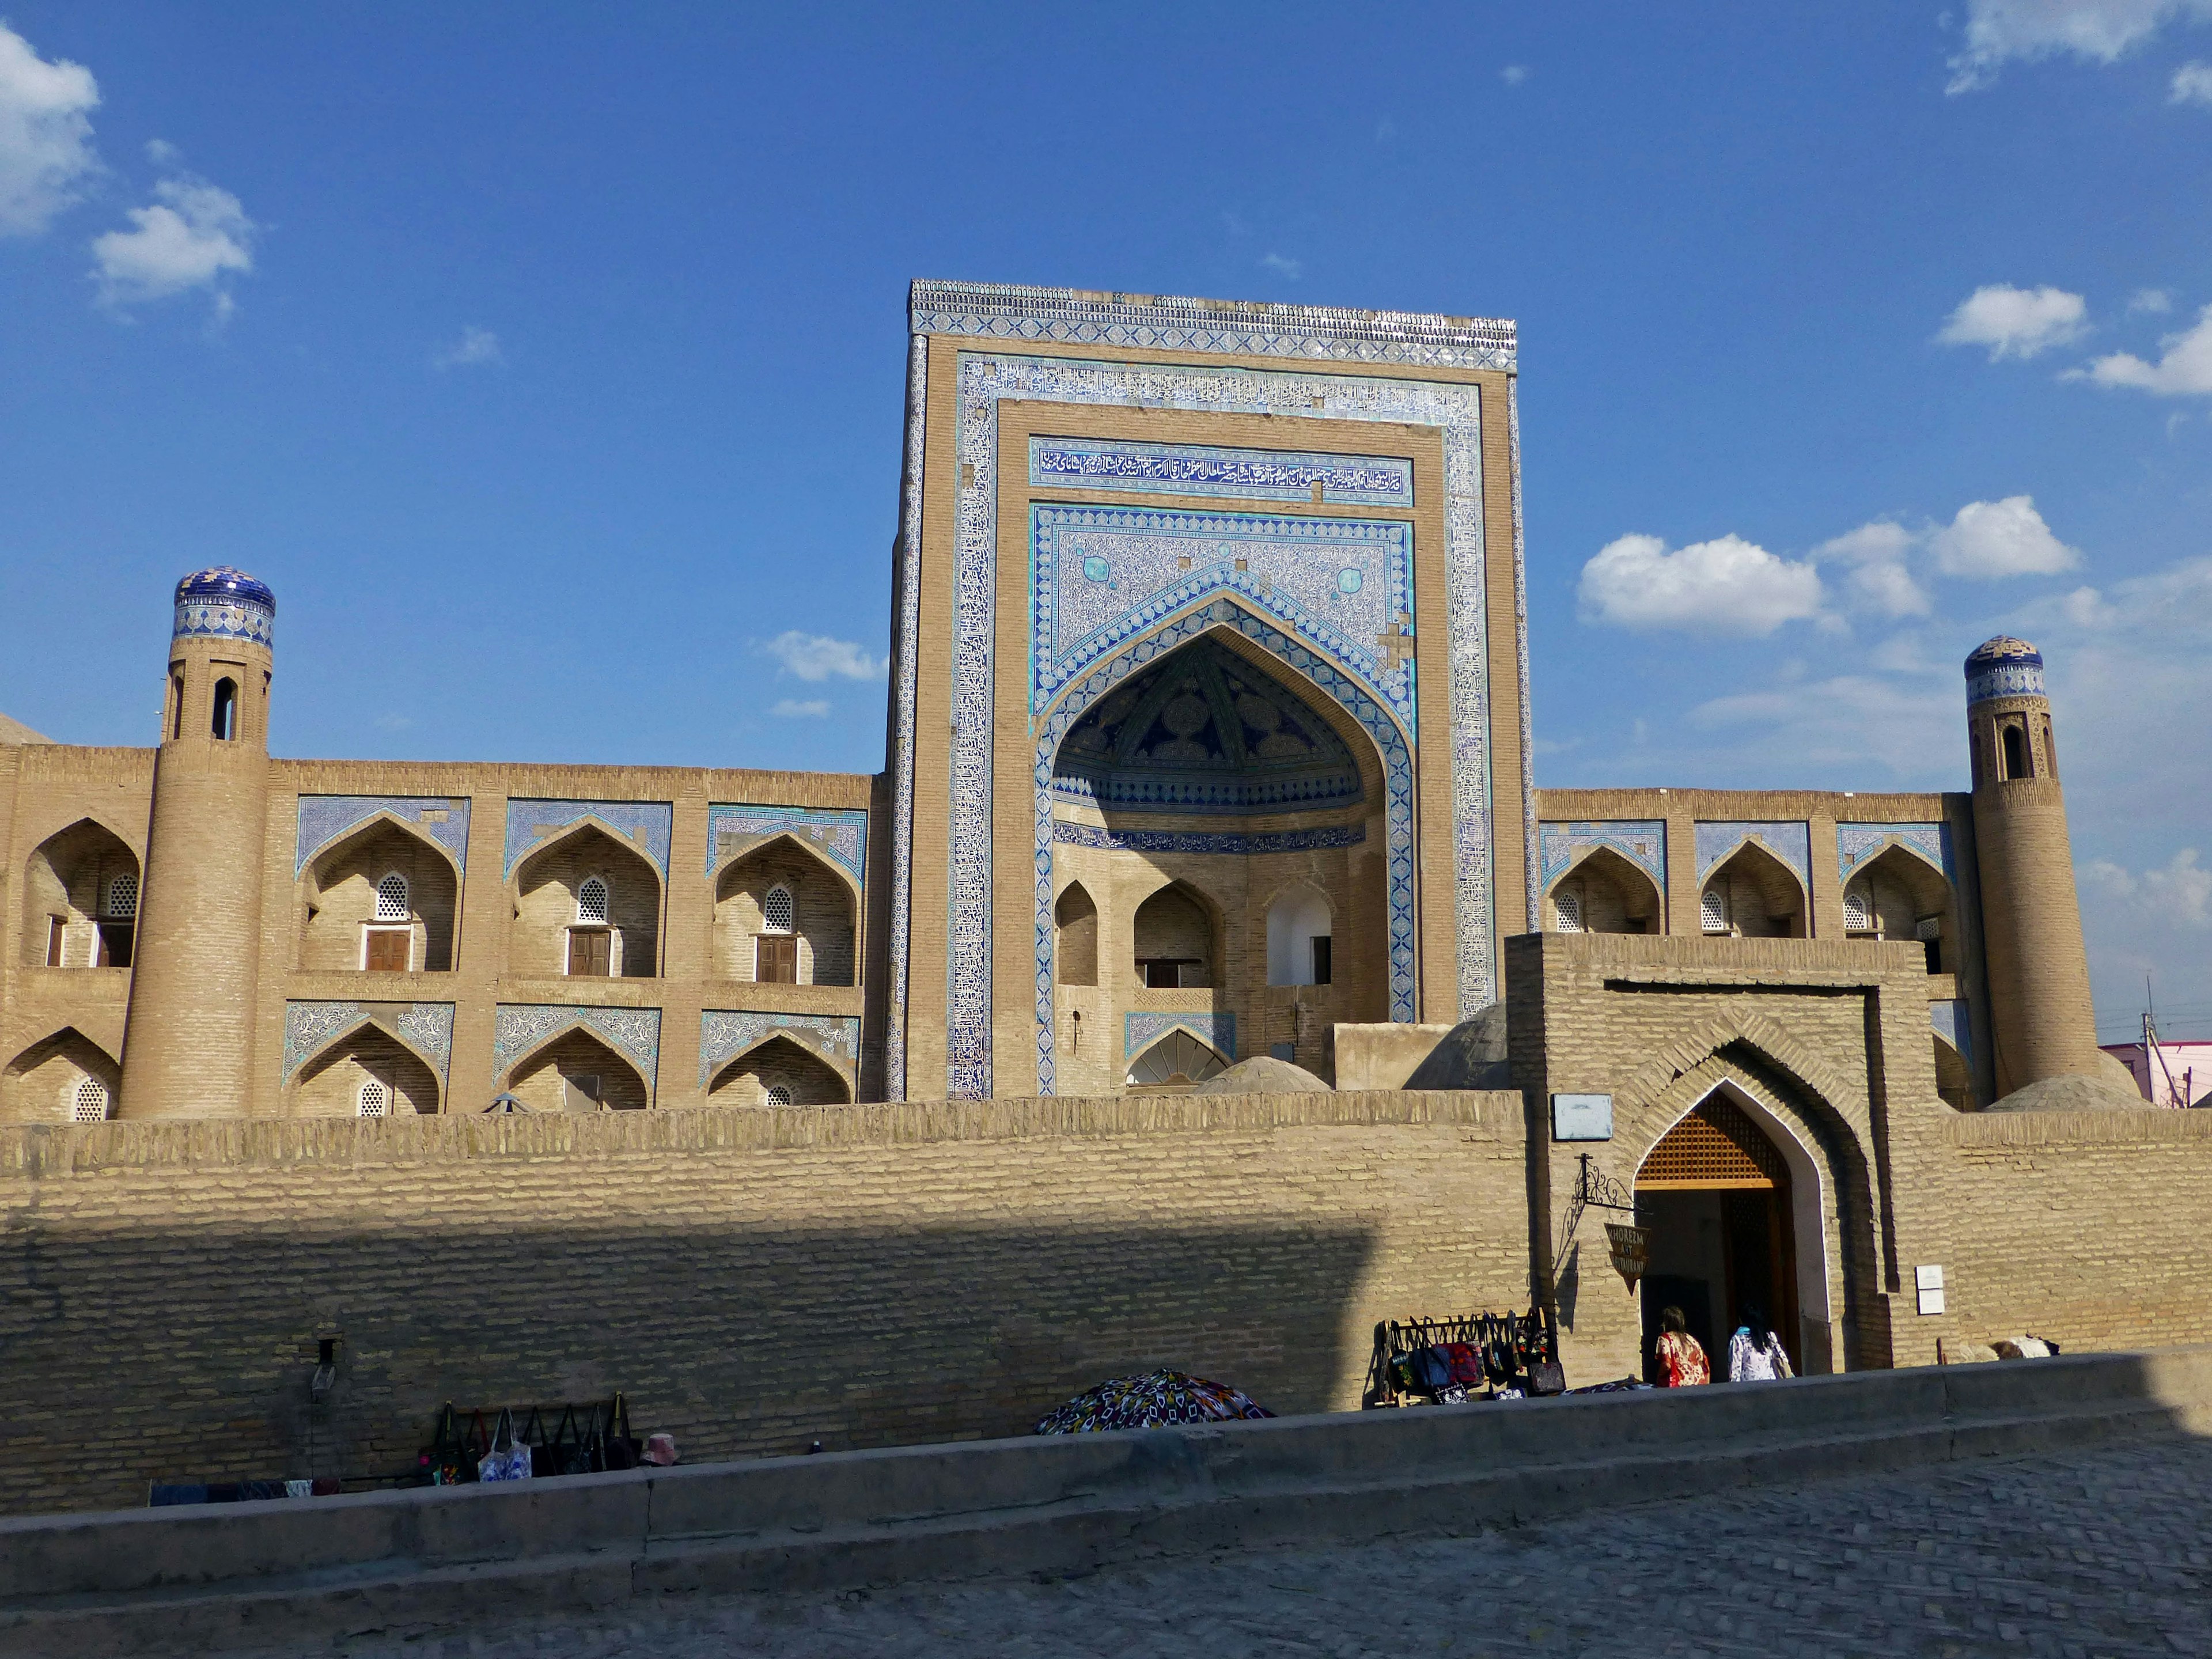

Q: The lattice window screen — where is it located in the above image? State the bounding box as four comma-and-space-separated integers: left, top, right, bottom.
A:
577, 876, 610, 924
358, 1080, 388, 1118
374, 872, 410, 921
105, 873, 138, 918
1700, 887, 1728, 933
762, 885, 794, 933
71, 1078, 108, 1123
765, 1084, 794, 1107
1554, 889, 1584, 933
1637, 1095, 1787, 1190
1842, 884, 1871, 931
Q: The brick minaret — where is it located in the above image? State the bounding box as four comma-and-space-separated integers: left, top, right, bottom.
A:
118, 569, 275, 1119
1965, 635, 2100, 1099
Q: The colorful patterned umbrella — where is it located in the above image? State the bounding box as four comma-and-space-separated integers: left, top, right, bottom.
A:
1033, 1369, 1275, 1434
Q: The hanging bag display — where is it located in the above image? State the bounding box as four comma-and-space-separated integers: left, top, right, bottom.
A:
478, 1408, 533, 1482
425, 1403, 474, 1486
600, 1393, 643, 1471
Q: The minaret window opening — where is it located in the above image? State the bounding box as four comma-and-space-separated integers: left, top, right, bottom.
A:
2001, 722, 2031, 781
72, 1078, 108, 1123
2041, 716, 2058, 780
211, 678, 238, 741
169, 673, 185, 740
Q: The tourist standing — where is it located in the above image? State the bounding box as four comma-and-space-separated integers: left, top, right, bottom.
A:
1727, 1308, 1793, 1381
1653, 1305, 1710, 1387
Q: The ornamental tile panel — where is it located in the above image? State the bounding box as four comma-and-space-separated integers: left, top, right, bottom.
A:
699, 1010, 861, 1088
1539, 820, 1666, 889
1124, 1010, 1238, 1062
504, 800, 673, 878
885, 332, 928, 1104
1028, 436, 1411, 506
493, 1005, 662, 1090
282, 1000, 455, 1084
296, 796, 471, 876
707, 804, 866, 885
1695, 821, 1813, 888
1838, 822, 1953, 884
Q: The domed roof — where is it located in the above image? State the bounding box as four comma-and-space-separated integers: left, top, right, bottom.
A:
1964, 635, 2040, 673
174, 566, 275, 612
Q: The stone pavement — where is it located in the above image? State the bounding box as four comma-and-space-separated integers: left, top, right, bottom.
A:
260, 1437, 2212, 1658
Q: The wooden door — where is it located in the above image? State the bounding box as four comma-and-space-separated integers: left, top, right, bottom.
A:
46, 917, 65, 967
568, 928, 611, 976
366, 929, 411, 972
755, 935, 797, 983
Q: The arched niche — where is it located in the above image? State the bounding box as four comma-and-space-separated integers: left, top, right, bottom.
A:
1, 1027, 120, 1123
1933, 1035, 1973, 1113
512, 824, 661, 980
21, 819, 140, 970
1125, 1027, 1229, 1091
1133, 880, 1220, 990
291, 1026, 442, 1117
707, 1034, 851, 1107
298, 816, 459, 974
1700, 842, 1807, 938
714, 835, 856, 986
1843, 844, 1955, 974
1265, 882, 1332, 987
1547, 846, 1661, 935
506, 1027, 650, 1112
1055, 881, 1099, 986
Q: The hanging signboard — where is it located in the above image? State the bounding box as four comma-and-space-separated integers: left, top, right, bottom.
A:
1604, 1222, 1650, 1291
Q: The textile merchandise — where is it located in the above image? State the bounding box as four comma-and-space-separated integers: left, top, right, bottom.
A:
1033, 1369, 1275, 1434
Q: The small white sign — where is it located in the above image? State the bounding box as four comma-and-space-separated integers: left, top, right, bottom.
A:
1552, 1093, 1613, 1141
1916, 1264, 1945, 1316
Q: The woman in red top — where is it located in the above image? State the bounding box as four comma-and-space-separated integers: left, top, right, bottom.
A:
1653, 1304, 1710, 1386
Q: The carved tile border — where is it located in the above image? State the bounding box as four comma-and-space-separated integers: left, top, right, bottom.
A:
698, 1010, 861, 1089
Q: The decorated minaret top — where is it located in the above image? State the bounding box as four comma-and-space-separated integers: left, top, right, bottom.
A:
172, 567, 275, 648
1964, 635, 2043, 704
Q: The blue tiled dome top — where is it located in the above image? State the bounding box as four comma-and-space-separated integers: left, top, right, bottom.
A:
1965, 635, 2043, 704
172, 566, 275, 647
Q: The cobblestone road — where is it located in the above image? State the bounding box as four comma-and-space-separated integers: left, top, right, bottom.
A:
281, 1437, 2212, 1658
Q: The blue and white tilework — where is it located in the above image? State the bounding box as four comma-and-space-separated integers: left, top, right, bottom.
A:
172, 567, 275, 647
886, 332, 928, 1104
1508, 377, 1539, 936
1028, 436, 1412, 506
503, 800, 673, 879
1032, 604, 1418, 1096
1838, 822, 1952, 884
699, 1010, 861, 1088
1124, 1010, 1238, 1063
1054, 822, 1363, 857
1539, 821, 1666, 891
1031, 505, 1413, 723
921, 343, 1494, 1099
296, 797, 471, 876
707, 805, 866, 887
1930, 999, 1972, 1070
1695, 821, 1813, 888
1964, 638, 2046, 706
911, 282, 1516, 370
493, 1004, 662, 1093
282, 1000, 454, 1085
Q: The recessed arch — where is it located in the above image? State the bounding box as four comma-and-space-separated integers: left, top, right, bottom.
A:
1933, 1033, 1973, 1113
1546, 844, 1662, 935
1843, 844, 1956, 974
298, 815, 460, 974
1699, 840, 1808, 938
506, 1027, 650, 1112
1054, 880, 1099, 987
1265, 880, 1332, 987
292, 1027, 441, 1117
714, 831, 857, 986
21, 819, 141, 969
512, 823, 660, 979
2, 1027, 122, 1123
707, 1034, 851, 1107
1133, 878, 1222, 990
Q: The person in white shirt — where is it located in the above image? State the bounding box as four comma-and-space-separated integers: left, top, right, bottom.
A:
1726, 1306, 1794, 1382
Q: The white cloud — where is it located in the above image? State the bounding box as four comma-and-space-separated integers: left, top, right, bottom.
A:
2085, 850, 2212, 925
1812, 520, 1931, 617
1928, 495, 2080, 578
1576, 532, 1824, 635
2173, 58, 2212, 100
1947, 0, 2212, 93
2130, 287, 2175, 313
433, 325, 503, 369
0, 22, 100, 236
1501, 65, 1531, 85
1687, 671, 1958, 780
762, 631, 882, 682
771, 698, 831, 719
2075, 303, 2212, 393
1937, 284, 2088, 360
90, 169, 255, 313
1259, 252, 1302, 280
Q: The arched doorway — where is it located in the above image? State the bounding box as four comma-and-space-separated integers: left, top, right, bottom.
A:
1125, 1028, 1229, 1092
1635, 1088, 1805, 1380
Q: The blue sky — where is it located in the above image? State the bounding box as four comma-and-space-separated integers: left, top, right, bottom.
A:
2, 2, 2208, 1037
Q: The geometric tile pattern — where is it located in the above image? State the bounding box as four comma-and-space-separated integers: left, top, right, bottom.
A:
1031, 602, 1418, 1098
885, 332, 929, 1106
706, 804, 866, 887
1124, 1010, 1237, 1063
1838, 822, 1952, 884
1030, 503, 1414, 723
1028, 435, 1412, 506
698, 1010, 862, 1088
1695, 821, 1812, 888
282, 999, 454, 1085
503, 800, 673, 879
172, 567, 275, 647
1509, 377, 1540, 935
1539, 820, 1666, 889
491, 1004, 661, 1095
1052, 821, 1363, 857
296, 796, 471, 876
923, 340, 1495, 1099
